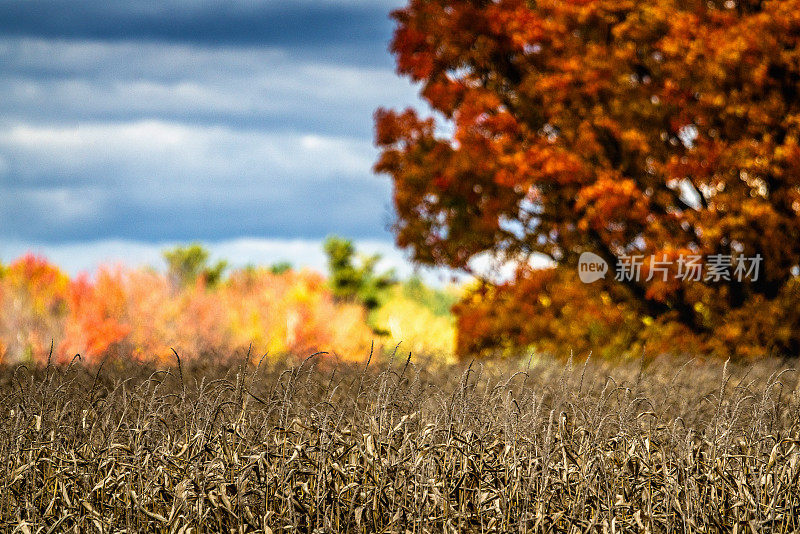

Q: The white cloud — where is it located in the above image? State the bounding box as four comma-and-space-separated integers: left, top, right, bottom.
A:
0, 119, 376, 187
0, 119, 397, 241
19, 187, 104, 223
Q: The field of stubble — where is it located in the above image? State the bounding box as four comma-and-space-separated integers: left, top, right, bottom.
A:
1, 352, 799, 533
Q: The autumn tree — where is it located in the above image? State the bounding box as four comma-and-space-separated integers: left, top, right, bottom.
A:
375, 0, 800, 357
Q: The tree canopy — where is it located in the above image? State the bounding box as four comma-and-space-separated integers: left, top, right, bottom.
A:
375, 0, 800, 358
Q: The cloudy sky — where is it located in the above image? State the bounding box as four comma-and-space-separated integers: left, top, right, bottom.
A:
0, 0, 457, 279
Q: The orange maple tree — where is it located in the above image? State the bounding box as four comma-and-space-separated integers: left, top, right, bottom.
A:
375, 0, 800, 358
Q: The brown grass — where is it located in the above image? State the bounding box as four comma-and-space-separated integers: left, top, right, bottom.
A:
1, 352, 799, 532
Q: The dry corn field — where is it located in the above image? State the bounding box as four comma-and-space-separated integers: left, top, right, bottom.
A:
2, 352, 800, 533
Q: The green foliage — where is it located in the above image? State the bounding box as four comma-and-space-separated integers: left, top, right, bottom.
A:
163, 243, 227, 287
323, 235, 396, 311
269, 261, 293, 275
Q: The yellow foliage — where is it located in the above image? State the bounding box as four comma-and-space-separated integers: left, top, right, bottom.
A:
373, 286, 457, 360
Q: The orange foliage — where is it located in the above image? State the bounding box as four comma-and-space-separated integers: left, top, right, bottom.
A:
0, 256, 377, 364
455, 265, 800, 361
454, 267, 640, 359
60, 270, 131, 362
0, 255, 69, 361
222, 268, 373, 362
377, 0, 800, 358
119, 270, 230, 363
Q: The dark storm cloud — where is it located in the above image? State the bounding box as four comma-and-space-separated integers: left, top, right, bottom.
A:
0, 39, 416, 137
0, 1, 398, 49
0, 179, 393, 242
